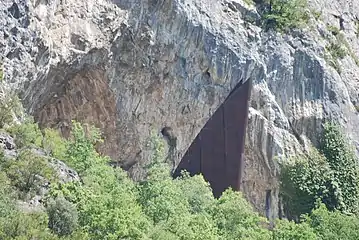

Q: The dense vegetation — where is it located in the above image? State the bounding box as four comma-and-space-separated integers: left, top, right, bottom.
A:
249, 0, 309, 32
1, 97, 359, 239
281, 123, 359, 220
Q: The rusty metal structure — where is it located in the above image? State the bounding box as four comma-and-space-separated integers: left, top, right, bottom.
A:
174, 79, 252, 197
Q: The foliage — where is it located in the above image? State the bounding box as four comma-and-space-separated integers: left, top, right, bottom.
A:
42, 128, 68, 160
326, 42, 347, 60
212, 189, 271, 240
280, 149, 335, 219
0, 93, 22, 129
50, 122, 150, 239
139, 134, 220, 240
262, 0, 309, 32
272, 219, 318, 240
2, 119, 359, 239
176, 172, 216, 214
325, 31, 359, 73
305, 203, 359, 240
281, 122, 359, 219
8, 118, 43, 148
47, 196, 78, 236
64, 121, 107, 174
337, 33, 359, 67
0, 149, 56, 199
311, 10, 322, 21
319, 122, 359, 214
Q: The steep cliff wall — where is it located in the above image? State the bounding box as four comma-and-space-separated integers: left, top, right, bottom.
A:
1, 0, 359, 219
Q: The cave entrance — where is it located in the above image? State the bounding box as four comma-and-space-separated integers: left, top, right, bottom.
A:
174, 79, 252, 197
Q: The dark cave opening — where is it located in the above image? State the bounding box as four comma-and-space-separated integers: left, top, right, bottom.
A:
173, 79, 252, 197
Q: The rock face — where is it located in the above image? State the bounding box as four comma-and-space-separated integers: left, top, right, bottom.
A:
1, 0, 359, 219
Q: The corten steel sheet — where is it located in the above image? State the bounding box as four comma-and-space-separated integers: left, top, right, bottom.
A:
200, 106, 226, 197
174, 79, 252, 197
174, 134, 201, 176
224, 79, 251, 191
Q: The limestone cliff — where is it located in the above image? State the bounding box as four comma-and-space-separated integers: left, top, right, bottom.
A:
1, 0, 359, 219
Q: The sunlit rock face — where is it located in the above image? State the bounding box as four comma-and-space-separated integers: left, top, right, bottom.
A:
1, 0, 359, 219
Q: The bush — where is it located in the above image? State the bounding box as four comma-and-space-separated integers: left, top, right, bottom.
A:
47, 196, 78, 236
281, 122, 359, 219
305, 203, 359, 240
212, 189, 271, 240
0, 93, 22, 129
272, 219, 318, 240
320, 122, 359, 214
42, 128, 68, 160
8, 118, 43, 148
327, 25, 340, 36
65, 121, 106, 174
0, 68, 3, 81
280, 149, 335, 219
1, 149, 55, 198
262, 0, 309, 31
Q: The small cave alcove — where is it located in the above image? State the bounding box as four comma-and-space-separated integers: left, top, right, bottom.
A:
173, 79, 252, 197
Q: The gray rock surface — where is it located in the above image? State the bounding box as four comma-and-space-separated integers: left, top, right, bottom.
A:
1, 0, 359, 219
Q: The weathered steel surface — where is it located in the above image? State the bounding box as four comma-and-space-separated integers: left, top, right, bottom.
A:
174, 79, 252, 197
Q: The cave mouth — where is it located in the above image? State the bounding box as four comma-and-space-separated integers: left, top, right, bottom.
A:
173, 79, 252, 197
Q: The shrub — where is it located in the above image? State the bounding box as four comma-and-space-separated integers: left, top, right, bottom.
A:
305, 203, 359, 240
262, 0, 309, 32
65, 121, 106, 173
212, 189, 271, 239
47, 196, 78, 236
1, 149, 55, 198
7, 118, 43, 148
272, 219, 318, 240
0, 93, 22, 129
281, 122, 359, 219
280, 149, 335, 219
42, 128, 68, 160
319, 122, 359, 214
326, 42, 347, 60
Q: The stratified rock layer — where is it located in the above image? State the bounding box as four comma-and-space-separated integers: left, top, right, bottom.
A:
1, 0, 359, 219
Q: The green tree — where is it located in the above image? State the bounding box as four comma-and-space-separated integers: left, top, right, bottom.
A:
47, 196, 78, 236
8, 118, 43, 148
211, 189, 271, 240
50, 122, 150, 239
139, 133, 219, 240
42, 128, 68, 160
65, 121, 107, 174
305, 203, 359, 240
0, 93, 22, 129
176, 172, 216, 214
272, 219, 318, 240
280, 122, 359, 218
